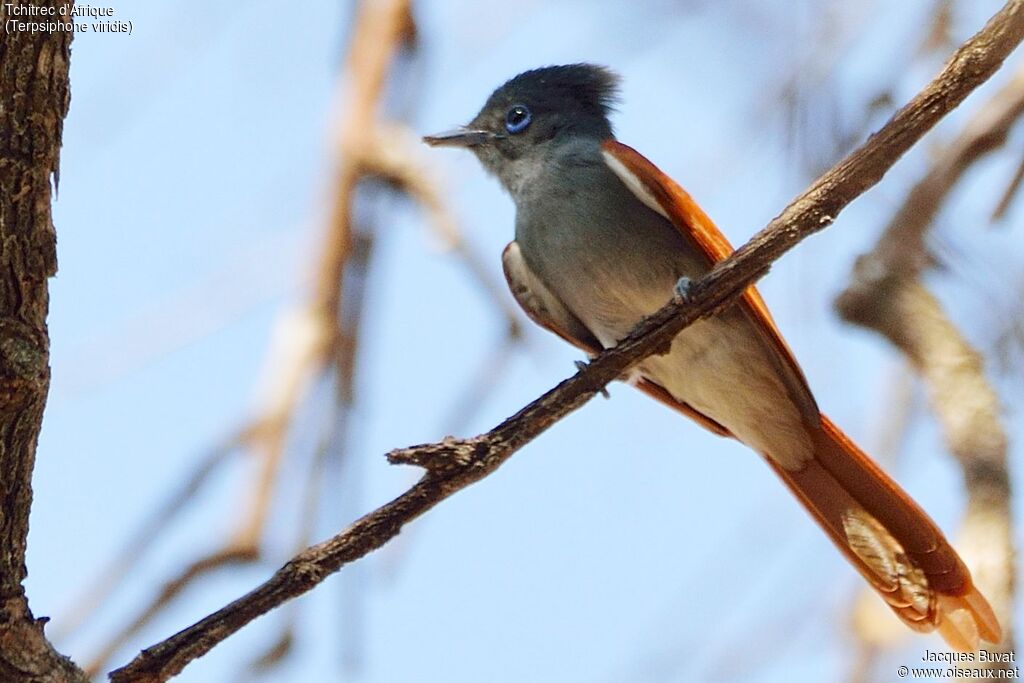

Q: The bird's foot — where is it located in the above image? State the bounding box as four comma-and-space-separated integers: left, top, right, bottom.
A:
574, 360, 610, 399
673, 276, 693, 302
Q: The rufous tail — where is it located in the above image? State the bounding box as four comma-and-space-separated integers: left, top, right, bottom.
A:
765, 414, 1001, 652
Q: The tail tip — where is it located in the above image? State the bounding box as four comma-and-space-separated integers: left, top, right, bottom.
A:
936, 587, 1002, 652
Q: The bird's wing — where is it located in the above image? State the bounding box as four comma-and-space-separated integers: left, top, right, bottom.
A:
502, 241, 732, 437
502, 241, 602, 353
601, 139, 818, 422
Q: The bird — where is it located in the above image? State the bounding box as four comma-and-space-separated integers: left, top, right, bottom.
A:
423, 63, 1001, 652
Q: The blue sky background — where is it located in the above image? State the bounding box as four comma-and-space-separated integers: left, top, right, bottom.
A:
21, 0, 1024, 681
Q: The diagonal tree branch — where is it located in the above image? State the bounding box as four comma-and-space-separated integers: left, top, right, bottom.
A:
108, 1, 1024, 681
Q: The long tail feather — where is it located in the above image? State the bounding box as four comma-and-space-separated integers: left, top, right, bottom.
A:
764, 414, 1001, 651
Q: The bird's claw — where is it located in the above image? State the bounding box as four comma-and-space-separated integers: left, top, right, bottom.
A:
674, 276, 693, 302
574, 360, 610, 399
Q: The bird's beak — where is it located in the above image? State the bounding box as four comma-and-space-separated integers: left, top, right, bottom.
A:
422, 127, 495, 148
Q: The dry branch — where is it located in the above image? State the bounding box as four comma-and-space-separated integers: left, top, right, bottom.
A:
107, 2, 1024, 681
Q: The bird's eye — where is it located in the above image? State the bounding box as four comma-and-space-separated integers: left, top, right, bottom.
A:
504, 104, 532, 134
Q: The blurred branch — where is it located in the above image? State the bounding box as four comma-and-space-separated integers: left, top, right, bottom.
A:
239, 425, 336, 679
77, 0, 517, 674
992, 276, 1024, 374
920, 0, 956, 56
84, 547, 260, 679
75, 0, 419, 674
369, 124, 525, 431
835, 25, 1024, 671
841, 66, 1024, 280
777, 3, 870, 175
225, 0, 413, 569
0, 2, 86, 681
326, 212, 377, 675
108, 4, 1024, 680
368, 122, 524, 340
440, 337, 519, 434
866, 366, 919, 468
837, 283, 1015, 664
56, 435, 241, 642
990, 150, 1024, 220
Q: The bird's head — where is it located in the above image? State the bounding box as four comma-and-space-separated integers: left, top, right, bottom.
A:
424, 64, 620, 194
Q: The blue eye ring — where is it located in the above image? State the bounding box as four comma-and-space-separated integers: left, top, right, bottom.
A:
504, 104, 532, 134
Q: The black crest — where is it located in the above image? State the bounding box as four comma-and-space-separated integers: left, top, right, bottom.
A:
481, 64, 620, 134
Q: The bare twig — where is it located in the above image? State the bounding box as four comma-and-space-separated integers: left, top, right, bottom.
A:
107, 4, 1024, 680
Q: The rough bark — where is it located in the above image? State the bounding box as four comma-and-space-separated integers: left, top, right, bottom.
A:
0, 1, 84, 681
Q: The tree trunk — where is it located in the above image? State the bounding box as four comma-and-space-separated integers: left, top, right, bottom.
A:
0, 2, 84, 680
